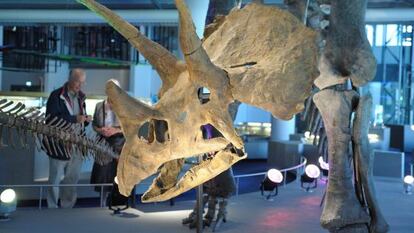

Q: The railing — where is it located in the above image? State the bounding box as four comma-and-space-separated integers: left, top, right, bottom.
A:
0, 157, 308, 209
233, 157, 307, 196
0, 183, 113, 210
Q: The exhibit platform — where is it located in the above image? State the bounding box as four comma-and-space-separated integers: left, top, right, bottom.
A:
1, 177, 413, 233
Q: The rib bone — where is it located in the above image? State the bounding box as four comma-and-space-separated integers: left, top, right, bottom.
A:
0, 99, 117, 164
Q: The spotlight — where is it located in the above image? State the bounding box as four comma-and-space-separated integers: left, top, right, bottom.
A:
260, 169, 283, 200
0, 189, 17, 221
403, 175, 414, 195
301, 164, 320, 192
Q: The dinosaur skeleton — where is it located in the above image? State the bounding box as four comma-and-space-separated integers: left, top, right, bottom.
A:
77, 0, 318, 203
0, 99, 117, 164
78, 0, 388, 232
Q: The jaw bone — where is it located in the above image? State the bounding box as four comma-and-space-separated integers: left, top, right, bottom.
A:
142, 149, 246, 203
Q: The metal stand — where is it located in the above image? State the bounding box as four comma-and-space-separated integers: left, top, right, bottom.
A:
196, 155, 203, 233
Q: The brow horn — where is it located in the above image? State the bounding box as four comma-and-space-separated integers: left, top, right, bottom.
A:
175, 0, 228, 90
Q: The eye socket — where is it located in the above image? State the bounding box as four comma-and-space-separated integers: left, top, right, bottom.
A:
197, 87, 210, 104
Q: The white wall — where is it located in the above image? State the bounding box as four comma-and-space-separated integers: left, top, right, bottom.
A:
129, 64, 153, 98
44, 63, 69, 92
83, 68, 129, 96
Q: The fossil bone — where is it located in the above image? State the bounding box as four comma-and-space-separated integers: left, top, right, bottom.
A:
0, 99, 116, 164
315, 0, 376, 89
313, 0, 387, 232
314, 89, 371, 232
203, 2, 319, 120
352, 94, 389, 233
78, 0, 318, 202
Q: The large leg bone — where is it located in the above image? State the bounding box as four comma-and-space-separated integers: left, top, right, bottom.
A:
313, 89, 370, 232
352, 94, 389, 233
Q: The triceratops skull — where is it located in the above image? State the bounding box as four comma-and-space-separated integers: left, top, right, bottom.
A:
78, 0, 318, 202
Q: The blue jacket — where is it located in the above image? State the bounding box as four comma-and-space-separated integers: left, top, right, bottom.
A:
45, 83, 89, 160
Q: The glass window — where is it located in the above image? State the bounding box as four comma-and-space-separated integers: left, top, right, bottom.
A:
386, 24, 399, 46
375, 25, 384, 46
365, 25, 374, 46
402, 25, 412, 47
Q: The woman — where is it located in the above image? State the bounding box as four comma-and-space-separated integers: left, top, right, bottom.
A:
90, 81, 125, 197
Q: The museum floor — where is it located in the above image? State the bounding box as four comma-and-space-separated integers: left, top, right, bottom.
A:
1, 177, 413, 233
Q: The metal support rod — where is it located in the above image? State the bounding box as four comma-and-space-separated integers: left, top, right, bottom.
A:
196, 155, 203, 233
39, 186, 43, 210
381, 24, 388, 106
296, 168, 299, 183
303, 0, 310, 25
410, 29, 414, 125
100, 186, 104, 207
235, 177, 239, 196
398, 24, 404, 124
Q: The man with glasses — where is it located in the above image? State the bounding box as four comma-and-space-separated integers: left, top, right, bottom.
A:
45, 68, 91, 208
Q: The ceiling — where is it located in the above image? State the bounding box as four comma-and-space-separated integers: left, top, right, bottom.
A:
0, 0, 412, 9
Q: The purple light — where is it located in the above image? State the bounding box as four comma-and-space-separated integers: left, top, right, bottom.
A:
267, 169, 283, 183
305, 164, 320, 179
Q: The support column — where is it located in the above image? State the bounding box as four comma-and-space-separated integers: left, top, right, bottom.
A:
138, 25, 146, 63
270, 116, 296, 141
129, 63, 153, 98
268, 116, 300, 169
129, 24, 158, 101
